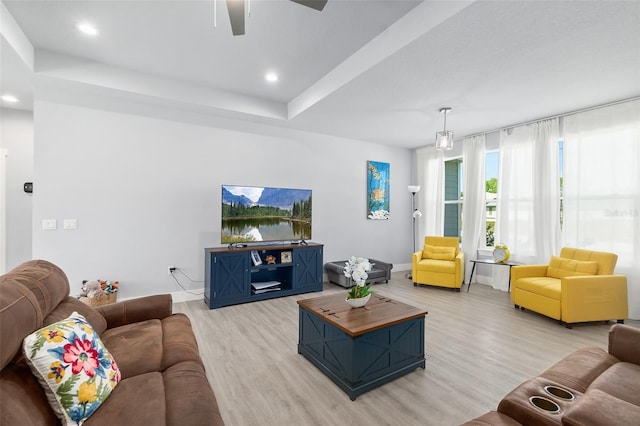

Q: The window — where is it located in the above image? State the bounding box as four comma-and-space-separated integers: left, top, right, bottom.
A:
485, 151, 499, 246
446, 142, 558, 249
444, 159, 463, 238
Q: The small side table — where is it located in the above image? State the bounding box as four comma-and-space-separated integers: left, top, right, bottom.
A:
467, 259, 521, 292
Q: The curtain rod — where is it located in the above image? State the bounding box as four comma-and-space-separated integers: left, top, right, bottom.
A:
460, 95, 640, 141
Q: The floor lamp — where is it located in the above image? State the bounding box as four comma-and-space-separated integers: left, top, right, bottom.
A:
407, 185, 422, 280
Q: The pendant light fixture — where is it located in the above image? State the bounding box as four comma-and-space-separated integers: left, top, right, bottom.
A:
435, 107, 453, 150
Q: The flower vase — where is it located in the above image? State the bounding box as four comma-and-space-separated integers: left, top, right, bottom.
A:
346, 293, 371, 308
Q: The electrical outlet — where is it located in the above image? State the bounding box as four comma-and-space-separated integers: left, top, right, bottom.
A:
168, 265, 176, 274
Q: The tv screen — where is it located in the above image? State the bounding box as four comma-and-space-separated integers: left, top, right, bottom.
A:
221, 185, 312, 244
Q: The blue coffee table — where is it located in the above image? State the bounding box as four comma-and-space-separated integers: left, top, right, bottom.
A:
297, 293, 427, 400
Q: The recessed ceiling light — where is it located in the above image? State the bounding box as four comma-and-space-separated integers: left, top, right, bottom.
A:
265, 72, 279, 83
1, 94, 19, 103
77, 22, 98, 36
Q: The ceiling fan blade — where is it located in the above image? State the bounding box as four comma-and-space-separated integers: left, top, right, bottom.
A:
226, 0, 245, 36
290, 0, 328, 12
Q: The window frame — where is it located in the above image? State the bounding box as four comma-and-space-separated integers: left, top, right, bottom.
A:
443, 157, 463, 239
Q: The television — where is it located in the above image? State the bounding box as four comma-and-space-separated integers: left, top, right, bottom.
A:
221, 185, 312, 244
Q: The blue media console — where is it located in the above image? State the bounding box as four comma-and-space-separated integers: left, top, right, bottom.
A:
205, 242, 323, 309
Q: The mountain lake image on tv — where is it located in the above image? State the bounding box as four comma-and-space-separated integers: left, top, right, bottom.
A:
221, 185, 312, 244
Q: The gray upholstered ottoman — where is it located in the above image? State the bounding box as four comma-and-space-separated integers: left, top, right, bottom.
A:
324, 259, 393, 288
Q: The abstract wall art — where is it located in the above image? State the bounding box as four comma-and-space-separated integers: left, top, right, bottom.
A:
367, 161, 390, 220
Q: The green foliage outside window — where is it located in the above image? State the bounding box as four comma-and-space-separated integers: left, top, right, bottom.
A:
486, 178, 497, 194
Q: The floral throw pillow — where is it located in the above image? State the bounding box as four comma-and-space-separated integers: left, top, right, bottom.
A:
22, 311, 120, 425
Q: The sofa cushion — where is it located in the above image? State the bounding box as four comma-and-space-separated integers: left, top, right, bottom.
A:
160, 314, 203, 370
416, 258, 456, 273
0, 359, 60, 426
6, 260, 70, 319
587, 362, 640, 406
83, 371, 166, 426
0, 260, 78, 371
539, 347, 618, 393
22, 312, 120, 426
100, 319, 164, 379
100, 314, 203, 379
84, 361, 225, 426
562, 389, 640, 426
422, 244, 456, 261
0, 280, 40, 370
514, 277, 561, 300
163, 361, 225, 426
547, 256, 598, 279
44, 297, 107, 336
609, 323, 640, 364
559, 247, 617, 275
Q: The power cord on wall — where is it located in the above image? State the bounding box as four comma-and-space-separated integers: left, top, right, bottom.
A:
170, 268, 204, 296
175, 268, 204, 283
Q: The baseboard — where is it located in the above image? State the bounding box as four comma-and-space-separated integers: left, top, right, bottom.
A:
394, 263, 411, 271
171, 290, 204, 304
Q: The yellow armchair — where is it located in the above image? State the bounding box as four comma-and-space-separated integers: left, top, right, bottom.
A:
412, 236, 464, 291
511, 247, 628, 326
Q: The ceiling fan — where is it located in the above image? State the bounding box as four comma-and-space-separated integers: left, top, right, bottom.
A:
226, 0, 328, 36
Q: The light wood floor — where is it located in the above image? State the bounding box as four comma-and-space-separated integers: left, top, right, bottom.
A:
174, 272, 638, 426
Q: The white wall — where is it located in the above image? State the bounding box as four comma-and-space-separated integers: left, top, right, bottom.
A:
0, 108, 33, 272
32, 99, 413, 299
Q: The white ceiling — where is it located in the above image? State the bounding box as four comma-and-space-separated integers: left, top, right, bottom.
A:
1, 0, 639, 149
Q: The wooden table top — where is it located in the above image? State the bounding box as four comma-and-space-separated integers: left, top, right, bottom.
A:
297, 293, 427, 337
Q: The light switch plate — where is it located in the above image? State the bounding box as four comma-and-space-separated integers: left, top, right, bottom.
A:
63, 219, 77, 230
42, 219, 57, 230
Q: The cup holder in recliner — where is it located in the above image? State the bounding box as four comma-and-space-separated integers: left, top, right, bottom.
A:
529, 396, 560, 414
544, 385, 575, 401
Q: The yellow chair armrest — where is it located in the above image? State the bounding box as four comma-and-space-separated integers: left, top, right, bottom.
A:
562, 274, 627, 292
455, 252, 464, 271
511, 264, 548, 282
561, 275, 628, 323
411, 251, 422, 280
455, 251, 464, 284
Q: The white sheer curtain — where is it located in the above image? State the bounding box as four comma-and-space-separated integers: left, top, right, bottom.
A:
563, 99, 640, 319
416, 146, 444, 239
533, 120, 561, 260
461, 135, 486, 283
496, 119, 560, 290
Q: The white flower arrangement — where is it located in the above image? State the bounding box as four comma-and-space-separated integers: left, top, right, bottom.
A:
368, 209, 390, 220
344, 256, 373, 299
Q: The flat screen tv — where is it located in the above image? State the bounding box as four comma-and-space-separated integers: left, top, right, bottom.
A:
221, 185, 312, 244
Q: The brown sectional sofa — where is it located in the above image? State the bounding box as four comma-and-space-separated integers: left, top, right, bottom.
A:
0, 259, 223, 426
463, 323, 640, 425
